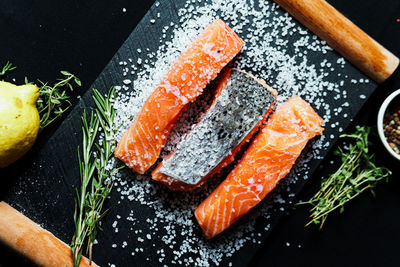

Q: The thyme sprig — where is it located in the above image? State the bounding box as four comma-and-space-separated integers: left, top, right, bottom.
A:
71, 87, 120, 267
299, 126, 391, 229
0, 61, 80, 130
37, 71, 81, 131
0, 61, 16, 76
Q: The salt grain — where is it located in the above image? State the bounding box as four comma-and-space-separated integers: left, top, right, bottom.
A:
104, 0, 372, 265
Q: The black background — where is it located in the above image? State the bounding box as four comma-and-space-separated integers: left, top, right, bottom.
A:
0, 0, 400, 266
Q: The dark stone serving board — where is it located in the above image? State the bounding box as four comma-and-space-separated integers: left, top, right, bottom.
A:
1, 0, 381, 266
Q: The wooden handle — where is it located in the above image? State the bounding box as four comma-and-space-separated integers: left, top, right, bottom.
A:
273, 0, 399, 83
0, 201, 97, 267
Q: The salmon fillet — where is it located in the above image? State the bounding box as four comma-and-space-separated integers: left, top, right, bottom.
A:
195, 96, 324, 238
115, 19, 245, 174
152, 70, 277, 191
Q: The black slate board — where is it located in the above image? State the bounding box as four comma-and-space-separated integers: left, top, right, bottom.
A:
1, 0, 379, 266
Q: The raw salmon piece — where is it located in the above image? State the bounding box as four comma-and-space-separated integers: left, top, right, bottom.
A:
195, 96, 324, 238
115, 20, 245, 174
152, 70, 277, 191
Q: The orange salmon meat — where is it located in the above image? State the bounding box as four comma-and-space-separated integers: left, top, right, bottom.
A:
115, 19, 244, 174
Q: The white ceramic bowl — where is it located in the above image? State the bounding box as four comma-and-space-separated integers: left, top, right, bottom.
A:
377, 89, 400, 161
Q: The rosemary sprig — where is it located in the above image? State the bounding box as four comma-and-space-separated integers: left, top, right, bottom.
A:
0, 61, 16, 76
37, 71, 81, 131
71, 87, 119, 267
299, 126, 391, 229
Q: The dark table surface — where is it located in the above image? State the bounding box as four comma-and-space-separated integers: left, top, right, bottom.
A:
1, 0, 400, 266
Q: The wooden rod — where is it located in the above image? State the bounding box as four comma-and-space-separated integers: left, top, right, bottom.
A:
273, 0, 399, 83
0, 201, 97, 267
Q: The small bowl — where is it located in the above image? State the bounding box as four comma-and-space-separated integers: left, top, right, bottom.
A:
377, 89, 400, 161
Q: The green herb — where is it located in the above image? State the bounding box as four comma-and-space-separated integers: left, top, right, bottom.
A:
71, 87, 120, 267
299, 126, 391, 229
37, 71, 81, 131
0, 61, 16, 76
0, 61, 79, 130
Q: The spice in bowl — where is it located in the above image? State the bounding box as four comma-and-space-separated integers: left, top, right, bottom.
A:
383, 107, 400, 155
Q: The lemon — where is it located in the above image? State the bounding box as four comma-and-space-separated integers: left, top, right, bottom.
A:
0, 81, 40, 168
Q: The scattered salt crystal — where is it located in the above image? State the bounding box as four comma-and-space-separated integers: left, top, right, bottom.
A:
104, 0, 372, 265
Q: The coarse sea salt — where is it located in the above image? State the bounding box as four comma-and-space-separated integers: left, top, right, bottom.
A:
102, 0, 373, 266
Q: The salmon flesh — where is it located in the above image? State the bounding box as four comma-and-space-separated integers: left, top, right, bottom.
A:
115, 19, 244, 174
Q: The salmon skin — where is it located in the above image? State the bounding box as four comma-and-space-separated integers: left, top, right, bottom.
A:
115, 19, 245, 174
195, 96, 324, 238
152, 68, 233, 191
152, 69, 277, 190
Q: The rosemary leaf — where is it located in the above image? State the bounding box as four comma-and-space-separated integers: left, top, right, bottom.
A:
299, 126, 391, 229
71, 87, 120, 267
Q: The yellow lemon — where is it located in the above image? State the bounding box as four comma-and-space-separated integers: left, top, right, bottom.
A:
0, 81, 40, 168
